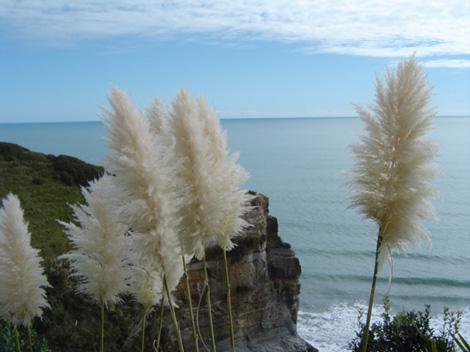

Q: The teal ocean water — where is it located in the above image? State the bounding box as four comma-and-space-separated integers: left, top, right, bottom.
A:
1, 117, 469, 351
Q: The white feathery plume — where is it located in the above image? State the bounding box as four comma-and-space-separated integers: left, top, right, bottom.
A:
148, 92, 202, 351
128, 263, 163, 315
196, 95, 252, 251
196, 96, 228, 163
100, 87, 183, 296
148, 95, 172, 137
151, 87, 250, 260
166, 87, 213, 258
58, 174, 130, 305
0, 193, 50, 327
346, 55, 439, 271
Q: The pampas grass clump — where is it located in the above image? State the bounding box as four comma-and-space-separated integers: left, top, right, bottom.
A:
346, 55, 439, 352
151, 87, 251, 260
149, 87, 251, 351
0, 193, 50, 328
101, 87, 185, 351
51, 85, 251, 351
101, 88, 184, 295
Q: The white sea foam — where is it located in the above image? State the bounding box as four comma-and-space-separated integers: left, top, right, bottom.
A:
298, 303, 470, 352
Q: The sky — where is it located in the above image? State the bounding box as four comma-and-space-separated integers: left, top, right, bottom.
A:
0, 0, 469, 123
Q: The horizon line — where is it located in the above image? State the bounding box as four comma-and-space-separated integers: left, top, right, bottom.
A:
1, 115, 469, 125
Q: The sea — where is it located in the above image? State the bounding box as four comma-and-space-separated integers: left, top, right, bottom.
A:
1, 116, 469, 351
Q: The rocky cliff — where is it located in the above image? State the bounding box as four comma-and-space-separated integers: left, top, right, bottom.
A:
150, 191, 317, 352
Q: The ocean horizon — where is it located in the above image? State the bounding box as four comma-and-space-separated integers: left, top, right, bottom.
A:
1, 116, 469, 351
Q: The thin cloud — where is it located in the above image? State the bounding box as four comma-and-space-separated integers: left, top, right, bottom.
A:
424, 59, 470, 68
218, 108, 352, 119
1, 0, 469, 61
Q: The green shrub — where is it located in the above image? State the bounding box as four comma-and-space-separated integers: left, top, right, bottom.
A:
0, 320, 51, 352
52, 154, 103, 187
349, 296, 461, 352
453, 332, 470, 352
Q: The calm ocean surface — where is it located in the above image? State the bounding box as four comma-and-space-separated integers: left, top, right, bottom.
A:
1, 117, 469, 351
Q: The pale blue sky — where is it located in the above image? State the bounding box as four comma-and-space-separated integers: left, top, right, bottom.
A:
1, 0, 469, 123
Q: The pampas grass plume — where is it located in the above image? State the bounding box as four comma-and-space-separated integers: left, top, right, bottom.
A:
196, 94, 252, 251
155, 87, 251, 259
101, 87, 183, 294
128, 264, 163, 315
58, 174, 130, 305
346, 54, 440, 269
0, 193, 50, 327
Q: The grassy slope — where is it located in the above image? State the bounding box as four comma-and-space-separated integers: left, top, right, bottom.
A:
0, 142, 103, 263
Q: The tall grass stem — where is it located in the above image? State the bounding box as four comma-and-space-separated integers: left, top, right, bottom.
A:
202, 254, 217, 352
141, 314, 146, 352
163, 275, 185, 352
183, 255, 200, 352
14, 326, 20, 352
100, 299, 105, 352
222, 249, 235, 351
28, 327, 32, 352
361, 232, 382, 352
155, 296, 165, 352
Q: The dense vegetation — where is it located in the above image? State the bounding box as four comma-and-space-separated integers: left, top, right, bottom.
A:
0, 142, 103, 263
350, 296, 461, 352
0, 319, 51, 352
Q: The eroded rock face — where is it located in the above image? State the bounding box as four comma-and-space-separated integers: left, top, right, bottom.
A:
158, 191, 317, 352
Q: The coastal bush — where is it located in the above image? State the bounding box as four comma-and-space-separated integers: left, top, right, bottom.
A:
349, 296, 461, 352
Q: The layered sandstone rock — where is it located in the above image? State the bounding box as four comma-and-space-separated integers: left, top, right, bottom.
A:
156, 191, 317, 352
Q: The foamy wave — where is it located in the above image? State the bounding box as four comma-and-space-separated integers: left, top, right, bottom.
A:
298, 303, 470, 352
